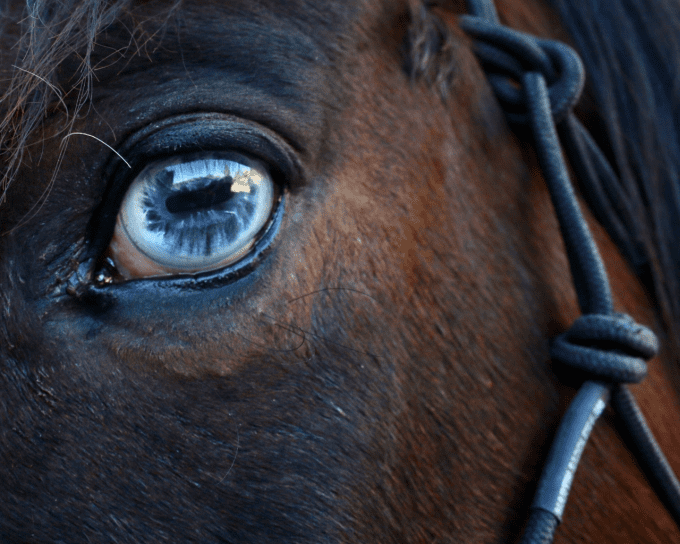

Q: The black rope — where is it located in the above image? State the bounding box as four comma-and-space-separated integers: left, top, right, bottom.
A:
460, 1, 680, 542
613, 385, 680, 524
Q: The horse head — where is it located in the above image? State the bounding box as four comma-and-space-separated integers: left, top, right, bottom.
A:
0, 0, 679, 542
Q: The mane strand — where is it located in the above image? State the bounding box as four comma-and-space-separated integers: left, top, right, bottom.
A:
545, 0, 680, 352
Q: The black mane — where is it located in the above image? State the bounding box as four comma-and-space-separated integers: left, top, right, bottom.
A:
546, 0, 680, 351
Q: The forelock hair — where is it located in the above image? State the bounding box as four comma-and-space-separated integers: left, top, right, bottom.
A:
0, 0, 177, 202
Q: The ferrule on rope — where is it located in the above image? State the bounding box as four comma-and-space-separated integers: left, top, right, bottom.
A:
530, 381, 609, 521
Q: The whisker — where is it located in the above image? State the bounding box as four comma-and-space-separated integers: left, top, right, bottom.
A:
233, 316, 307, 353
261, 312, 382, 359
218, 424, 240, 484
61, 132, 131, 168
287, 287, 378, 304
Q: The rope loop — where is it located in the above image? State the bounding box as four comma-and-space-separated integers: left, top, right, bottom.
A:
459, 15, 585, 123
551, 313, 659, 384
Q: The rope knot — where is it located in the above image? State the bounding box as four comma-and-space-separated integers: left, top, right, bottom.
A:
459, 15, 585, 124
550, 313, 659, 383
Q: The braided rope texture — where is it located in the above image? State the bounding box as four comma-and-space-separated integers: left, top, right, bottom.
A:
460, 1, 680, 542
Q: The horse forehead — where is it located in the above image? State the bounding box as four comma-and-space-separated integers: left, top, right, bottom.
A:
131, 0, 407, 74
63, 0, 409, 167
145, 0, 370, 49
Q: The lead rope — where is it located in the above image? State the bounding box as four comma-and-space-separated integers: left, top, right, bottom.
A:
459, 1, 680, 542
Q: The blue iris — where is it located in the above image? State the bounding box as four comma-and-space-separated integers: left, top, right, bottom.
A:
118, 152, 274, 271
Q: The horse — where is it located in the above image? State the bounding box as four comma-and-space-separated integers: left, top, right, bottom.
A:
0, 0, 679, 541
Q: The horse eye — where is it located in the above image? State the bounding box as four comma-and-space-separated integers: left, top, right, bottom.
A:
105, 151, 275, 280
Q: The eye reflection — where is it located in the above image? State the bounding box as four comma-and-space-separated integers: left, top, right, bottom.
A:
107, 151, 275, 280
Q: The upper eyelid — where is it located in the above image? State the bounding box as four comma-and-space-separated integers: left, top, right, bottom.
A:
103, 112, 306, 192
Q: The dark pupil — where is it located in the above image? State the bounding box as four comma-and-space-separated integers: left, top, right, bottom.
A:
165, 177, 234, 214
